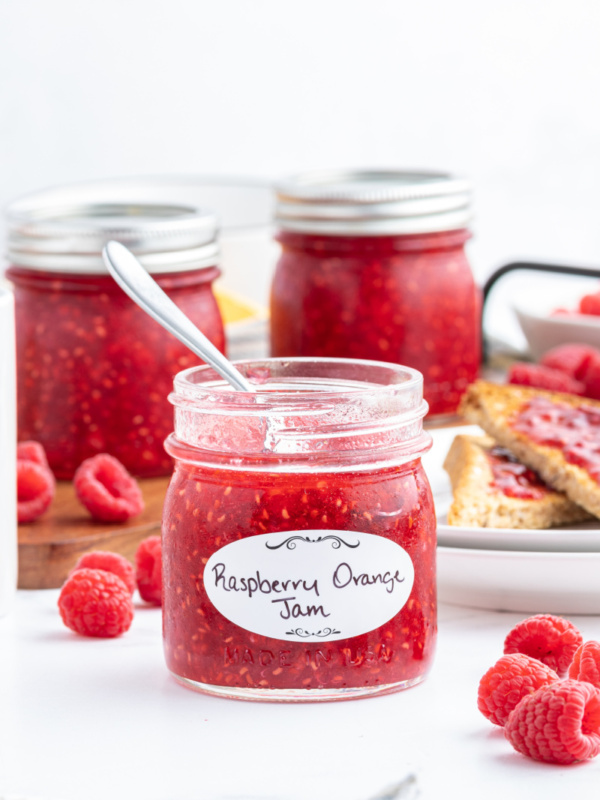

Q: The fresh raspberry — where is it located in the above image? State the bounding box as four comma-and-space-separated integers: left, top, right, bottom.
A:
507, 362, 585, 395
568, 641, 600, 687
504, 680, 600, 764
135, 535, 162, 605
17, 440, 49, 468
539, 344, 597, 380
579, 291, 600, 316
73, 454, 144, 522
477, 653, 559, 727
58, 568, 134, 638
17, 459, 55, 523
504, 614, 583, 676
580, 349, 600, 400
70, 551, 136, 595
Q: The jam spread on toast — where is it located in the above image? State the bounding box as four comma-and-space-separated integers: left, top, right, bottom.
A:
511, 397, 600, 483
487, 445, 549, 500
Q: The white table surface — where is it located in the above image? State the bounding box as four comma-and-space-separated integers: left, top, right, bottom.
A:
1, 592, 599, 800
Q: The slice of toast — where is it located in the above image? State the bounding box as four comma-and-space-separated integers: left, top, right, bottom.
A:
443, 434, 592, 529
459, 381, 600, 519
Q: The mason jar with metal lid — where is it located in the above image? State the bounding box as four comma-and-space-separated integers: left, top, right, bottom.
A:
5, 188, 225, 478
270, 169, 481, 418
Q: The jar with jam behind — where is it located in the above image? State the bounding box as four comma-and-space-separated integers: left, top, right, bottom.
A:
270, 170, 481, 419
6, 187, 225, 478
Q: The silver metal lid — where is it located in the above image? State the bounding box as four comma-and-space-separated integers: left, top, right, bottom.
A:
6, 184, 219, 274
275, 169, 472, 235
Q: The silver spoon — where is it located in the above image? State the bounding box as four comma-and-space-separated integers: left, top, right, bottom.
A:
102, 240, 254, 392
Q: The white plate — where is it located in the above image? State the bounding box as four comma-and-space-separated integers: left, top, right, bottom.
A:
437, 546, 600, 614
423, 426, 600, 552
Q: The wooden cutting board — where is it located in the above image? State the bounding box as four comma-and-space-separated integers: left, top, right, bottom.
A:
18, 476, 170, 589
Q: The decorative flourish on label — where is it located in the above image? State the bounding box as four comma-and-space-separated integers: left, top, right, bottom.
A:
266, 534, 360, 551
286, 627, 341, 638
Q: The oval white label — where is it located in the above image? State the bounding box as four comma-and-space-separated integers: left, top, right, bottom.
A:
204, 530, 414, 642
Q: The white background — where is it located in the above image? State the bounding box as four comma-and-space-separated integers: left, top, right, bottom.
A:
1, 0, 600, 310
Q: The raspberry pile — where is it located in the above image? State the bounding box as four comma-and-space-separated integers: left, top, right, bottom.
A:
508, 343, 600, 399
17, 442, 144, 524
478, 614, 600, 765
57, 537, 163, 638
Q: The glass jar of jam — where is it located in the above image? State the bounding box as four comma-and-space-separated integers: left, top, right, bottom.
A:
163, 357, 436, 701
5, 189, 224, 478
270, 169, 481, 418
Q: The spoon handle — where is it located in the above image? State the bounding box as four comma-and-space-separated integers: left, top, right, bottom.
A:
102, 241, 253, 392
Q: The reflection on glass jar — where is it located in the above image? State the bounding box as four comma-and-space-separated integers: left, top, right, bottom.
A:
270, 170, 481, 418
163, 358, 436, 702
6, 192, 224, 478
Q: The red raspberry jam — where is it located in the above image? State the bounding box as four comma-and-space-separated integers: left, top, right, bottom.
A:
511, 396, 600, 483
163, 358, 436, 701
487, 446, 548, 500
6, 195, 224, 478
270, 170, 481, 418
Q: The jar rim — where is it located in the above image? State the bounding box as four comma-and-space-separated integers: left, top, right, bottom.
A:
173, 355, 422, 401
168, 357, 430, 471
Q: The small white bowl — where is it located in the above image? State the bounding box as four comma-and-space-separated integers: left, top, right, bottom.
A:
514, 304, 600, 360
